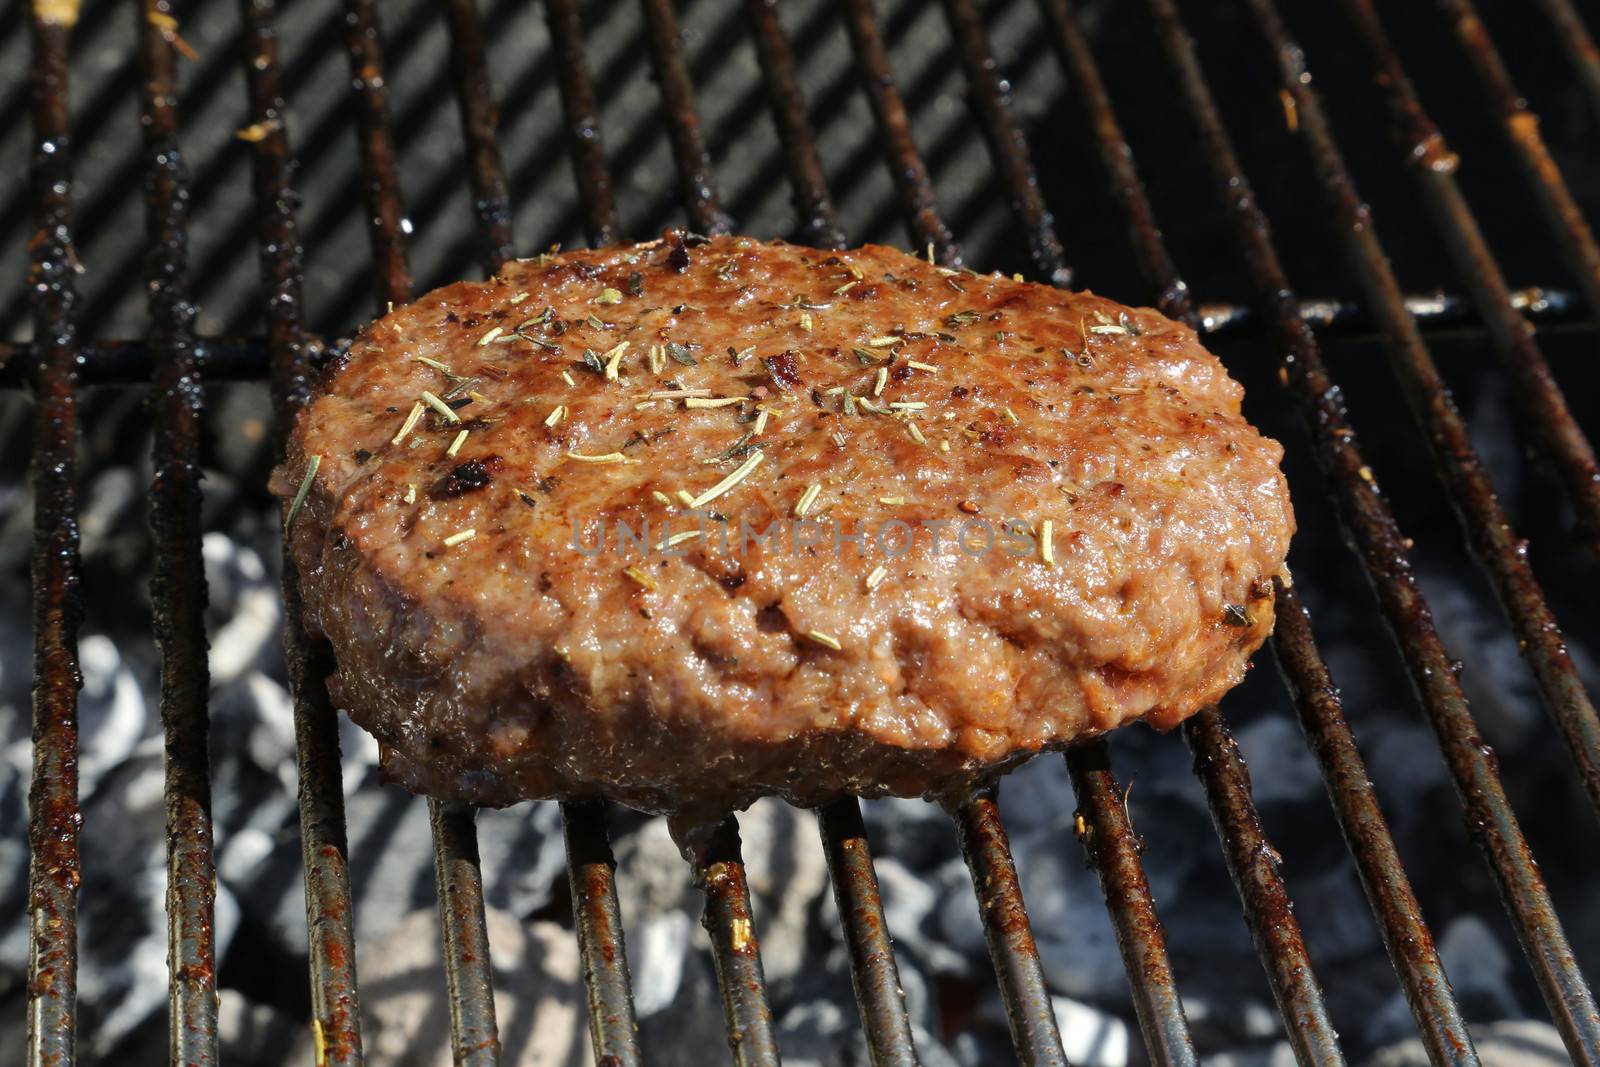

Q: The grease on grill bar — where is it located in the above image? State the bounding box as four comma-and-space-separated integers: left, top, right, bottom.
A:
238, 0, 366, 1061
23, 7, 86, 1067
137, 1, 220, 1062
15, 0, 1600, 1065
335, 3, 508, 1062
0, 283, 1586, 389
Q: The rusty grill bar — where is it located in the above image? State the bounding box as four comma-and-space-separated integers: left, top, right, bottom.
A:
15, 2, 1600, 1066
24, 8, 85, 1067
137, 2, 220, 1064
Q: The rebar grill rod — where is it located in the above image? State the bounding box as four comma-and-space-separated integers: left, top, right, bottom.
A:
24, 6, 85, 1066
715, 11, 947, 1057
833, 8, 1197, 1059
454, 6, 649, 1059
430, 802, 503, 1065
740, 8, 1067, 1059
816, 799, 921, 1067
1065, 747, 1197, 1067
1143, 0, 1600, 1059
462, 20, 650, 1067
1241, 0, 1600, 868
236, 0, 365, 1061
1181, 710, 1345, 1066
440, 0, 516, 270
539, 8, 788, 1058
678, 8, 1049, 1062
0, 336, 314, 387
890, 4, 1344, 1057
1334, 0, 1600, 549
953, 791, 1069, 1067
1191, 286, 1580, 339
742, 0, 848, 250
1439, 0, 1600, 324
1533, 0, 1600, 125
838, 0, 959, 267
1, 282, 1588, 390
562, 800, 644, 1066
544, 0, 622, 246
1037, 0, 1187, 317
640, 0, 732, 236
136, 1, 219, 1062
1271, 581, 1479, 1065
336, 2, 505, 1061
340, 0, 413, 304
698, 817, 782, 1066
1040, 1, 1478, 1058
938, 0, 1069, 287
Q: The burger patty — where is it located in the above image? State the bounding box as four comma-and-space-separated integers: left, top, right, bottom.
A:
275, 233, 1294, 825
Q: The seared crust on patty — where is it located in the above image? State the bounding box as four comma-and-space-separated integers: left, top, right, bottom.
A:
275, 233, 1293, 821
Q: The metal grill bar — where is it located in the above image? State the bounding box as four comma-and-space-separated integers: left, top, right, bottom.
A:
1241, 0, 1600, 874
422, 5, 662, 1055
545, 0, 622, 246
136, 2, 219, 1062
1037, 5, 1481, 1060
562, 800, 643, 1065
1181, 710, 1344, 1065
1141, 0, 1600, 1059
831, 6, 1202, 1059
738, 9, 1064, 1060
0, 336, 304, 387
743, 0, 847, 250
1192, 286, 1582, 338
1271, 582, 1479, 1064
236, 1, 366, 1061
697, 817, 781, 1066
1037, 0, 1188, 318
816, 799, 920, 1066
736, 10, 1062, 1062
335, 3, 507, 1062
24, 7, 85, 1066
441, 0, 516, 271
1333, 0, 1600, 548
839, 0, 959, 266
953, 791, 1069, 1066
939, 0, 1070, 287
340, 0, 413, 304
466, 7, 651, 1059
430, 802, 502, 1065
1065, 745, 1197, 1066
641, 0, 732, 235
541, 6, 805, 1056
0, 283, 1587, 389
235, 0, 317, 451
1440, 0, 1600, 322
903, 4, 1345, 1057
668, 12, 1043, 1062
1533, 0, 1600, 123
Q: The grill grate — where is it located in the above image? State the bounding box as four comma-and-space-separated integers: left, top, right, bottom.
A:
14, 1, 1600, 1065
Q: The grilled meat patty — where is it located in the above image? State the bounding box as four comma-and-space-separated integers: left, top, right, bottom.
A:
275, 233, 1294, 824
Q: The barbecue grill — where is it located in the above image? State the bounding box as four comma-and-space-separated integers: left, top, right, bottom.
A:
7, 0, 1600, 1064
